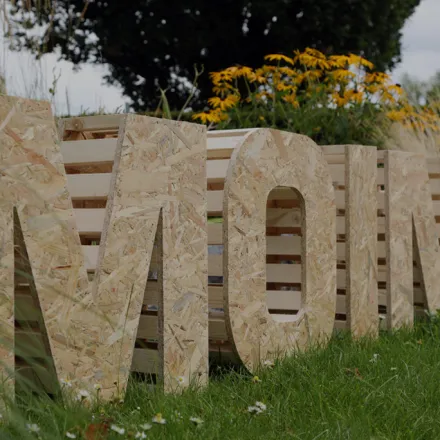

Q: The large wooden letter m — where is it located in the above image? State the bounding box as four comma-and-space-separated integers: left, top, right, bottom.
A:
0, 97, 208, 400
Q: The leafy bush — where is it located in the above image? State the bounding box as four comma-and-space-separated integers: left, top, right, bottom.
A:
193, 49, 440, 147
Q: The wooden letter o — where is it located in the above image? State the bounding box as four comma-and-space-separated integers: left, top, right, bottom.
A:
223, 129, 336, 370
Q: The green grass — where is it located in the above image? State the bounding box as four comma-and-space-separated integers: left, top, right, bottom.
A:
2, 320, 440, 439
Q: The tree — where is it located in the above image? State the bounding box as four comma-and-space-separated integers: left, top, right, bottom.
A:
5, 0, 421, 111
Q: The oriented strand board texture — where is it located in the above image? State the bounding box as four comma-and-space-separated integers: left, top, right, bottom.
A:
93, 115, 208, 393
385, 151, 440, 329
345, 146, 378, 337
223, 129, 336, 370
0, 98, 64, 396
0, 96, 208, 400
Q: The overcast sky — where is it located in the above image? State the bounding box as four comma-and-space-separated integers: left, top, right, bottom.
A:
1, 0, 440, 116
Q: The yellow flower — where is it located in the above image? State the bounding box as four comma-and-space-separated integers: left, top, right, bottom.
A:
233, 65, 254, 79
293, 51, 319, 68
278, 66, 297, 77
252, 375, 262, 383
364, 72, 390, 84
262, 65, 277, 73
351, 90, 364, 104
304, 47, 326, 59
333, 92, 348, 107
365, 84, 380, 94
387, 84, 403, 96
283, 93, 300, 108
348, 53, 374, 70
208, 95, 240, 111
192, 109, 227, 124
328, 55, 351, 68
248, 68, 267, 84
298, 70, 322, 82
380, 90, 396, 104
329, 69, 356, 81
209, 70, 233, 85
293, 49, 330, 69
276, 82, 294, 92
264, 54, 295, 65
212, 83, 235, 95
255, 91, 274, 101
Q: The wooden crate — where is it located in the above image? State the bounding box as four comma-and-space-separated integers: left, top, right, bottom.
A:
15, 114, 440, 383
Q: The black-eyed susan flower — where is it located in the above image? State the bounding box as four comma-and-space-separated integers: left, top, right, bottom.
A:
386, 110, 406, 122
192, 109, 227, 124
264, 54, 295, 65
209, 70, 233, 85
208, 94, 239, 111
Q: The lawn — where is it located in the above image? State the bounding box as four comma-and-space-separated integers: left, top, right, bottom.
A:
2, 317, 440, 439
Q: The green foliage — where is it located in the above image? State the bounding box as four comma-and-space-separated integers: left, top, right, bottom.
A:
5, 0, 420, 111
2, 322, 440, 439
218, 101, 389, 147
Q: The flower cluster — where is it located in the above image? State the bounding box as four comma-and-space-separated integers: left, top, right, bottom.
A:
193, 48, 440, 134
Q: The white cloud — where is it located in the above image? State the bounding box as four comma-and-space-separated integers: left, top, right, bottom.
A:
391, 0, 440, 82
1, 0, 439, 115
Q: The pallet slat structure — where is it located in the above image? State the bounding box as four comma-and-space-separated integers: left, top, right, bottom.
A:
7, 110, 440, 396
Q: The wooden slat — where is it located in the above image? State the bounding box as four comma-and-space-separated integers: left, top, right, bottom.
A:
67, 177, 440, 217
143, 283, 425, 311
135, 287, 426, 344
67, 174, 112, 199
84, 245, 393, 285
429, 179, 440, 195
75, 209, 353, 236
75, 209, 106, 235
137, 290, 427, 343
62, 115, 122, 132
62, 139, 118, 165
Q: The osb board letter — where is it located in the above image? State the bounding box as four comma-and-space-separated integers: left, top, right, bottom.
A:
385, 151, 440, 329
223, 128, 337, 370
0, 96, 208, 401
345, 145, 378, 337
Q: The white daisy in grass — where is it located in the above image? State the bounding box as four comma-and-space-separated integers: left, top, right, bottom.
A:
152, 413, 166, 424
76, 389, 90, 401
65, 432, 76, 439
255, 401, 267, 411
176, 375, 186, 385
263, 359, 275, 368
135, 432, 147, 439
60, 378, 73, 388
247, 405, 263, 414
140, 423, 152, 430
190, 416, 204, 426
110, 424, 125, 435
26, 423, 40, 433
369, 353, 379, 363
93, 383, 102, 391
248, 401, 267, 414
